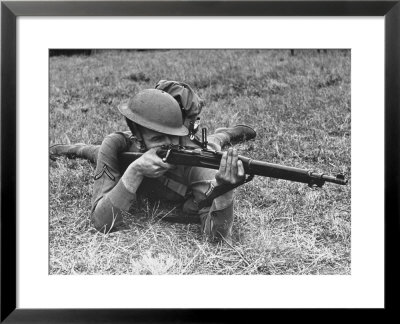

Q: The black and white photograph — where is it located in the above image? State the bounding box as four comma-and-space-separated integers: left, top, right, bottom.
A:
49, 49, 351, 275
3, 0, 399, 318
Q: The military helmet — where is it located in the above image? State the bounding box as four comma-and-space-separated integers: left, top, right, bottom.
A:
119, 89, 189, 136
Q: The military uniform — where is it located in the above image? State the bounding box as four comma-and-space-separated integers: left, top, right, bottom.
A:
56, 131, 235, 241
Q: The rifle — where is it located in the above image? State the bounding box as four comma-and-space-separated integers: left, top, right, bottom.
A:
119, 144, 348, 188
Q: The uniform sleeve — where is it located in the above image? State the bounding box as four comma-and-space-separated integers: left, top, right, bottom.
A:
90, 132, 136, 232
200, 201, 234, 241
182, 166, 235, 241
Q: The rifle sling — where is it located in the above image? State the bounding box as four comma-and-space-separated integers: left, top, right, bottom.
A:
197, 174, 254, 209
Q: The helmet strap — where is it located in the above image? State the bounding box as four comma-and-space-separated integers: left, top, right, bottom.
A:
134, 125, 147, 152
126, 118, 147, 152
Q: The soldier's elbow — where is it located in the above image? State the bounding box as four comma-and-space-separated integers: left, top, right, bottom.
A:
90, 210, 120, 233
91, 216, 109, 233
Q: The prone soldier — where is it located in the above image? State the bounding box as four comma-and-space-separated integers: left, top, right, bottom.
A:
50, 81, 256, 242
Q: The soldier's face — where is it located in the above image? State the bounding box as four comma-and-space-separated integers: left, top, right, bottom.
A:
140, 127, 179, 149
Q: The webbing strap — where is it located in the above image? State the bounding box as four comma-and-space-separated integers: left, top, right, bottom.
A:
157, 175, 188, 197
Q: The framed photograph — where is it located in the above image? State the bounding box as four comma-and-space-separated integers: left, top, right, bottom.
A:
1, 0, 399, 322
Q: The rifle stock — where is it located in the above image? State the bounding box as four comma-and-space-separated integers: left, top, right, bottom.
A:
119, 145, 348, 187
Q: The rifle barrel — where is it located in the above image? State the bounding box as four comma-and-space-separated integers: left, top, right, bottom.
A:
238, 156, 348, 186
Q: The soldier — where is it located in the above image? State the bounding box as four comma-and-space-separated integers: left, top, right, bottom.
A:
50, 81, 256, 242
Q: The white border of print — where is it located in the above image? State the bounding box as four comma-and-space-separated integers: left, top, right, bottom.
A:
17, 17, 384, 308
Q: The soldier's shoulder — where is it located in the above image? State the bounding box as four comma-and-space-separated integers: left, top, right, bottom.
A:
99, 131, 134, 150
103, 131, 132, 141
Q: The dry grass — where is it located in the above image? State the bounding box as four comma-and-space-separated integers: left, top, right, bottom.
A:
49, 49, 351, 275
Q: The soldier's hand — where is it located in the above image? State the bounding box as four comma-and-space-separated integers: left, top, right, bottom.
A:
215, 148, 245, 186
131, 147, 175, 178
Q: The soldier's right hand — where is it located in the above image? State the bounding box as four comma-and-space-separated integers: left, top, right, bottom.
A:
130, 147, 176, 178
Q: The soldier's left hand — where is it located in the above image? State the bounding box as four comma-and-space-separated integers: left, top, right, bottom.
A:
215, 148, 245, 186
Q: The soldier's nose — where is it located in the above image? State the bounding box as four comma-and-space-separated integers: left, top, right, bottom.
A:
164, 136, 172, 145
170, 136, 179, 146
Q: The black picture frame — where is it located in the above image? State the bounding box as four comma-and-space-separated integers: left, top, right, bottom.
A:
1, 1, 399, 322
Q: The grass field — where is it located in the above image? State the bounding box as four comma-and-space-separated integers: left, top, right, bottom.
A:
49, 49, 351, 275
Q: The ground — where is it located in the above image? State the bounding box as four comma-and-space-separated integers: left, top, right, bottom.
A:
49, 49, 351, 275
